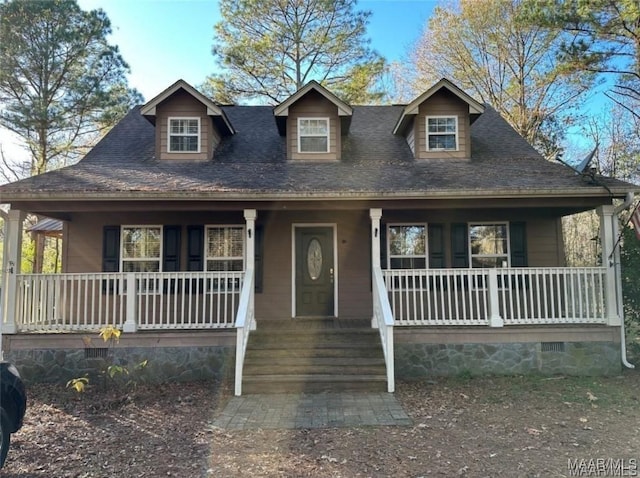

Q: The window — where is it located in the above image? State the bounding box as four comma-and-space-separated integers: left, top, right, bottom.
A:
469, 223, 509, 268
168, 117, 200, 152
205, 226, 244, 271
298, 118, 329, 153
388, 224, 427, 269
426, 116, 458, 151
121, 226, 162, 272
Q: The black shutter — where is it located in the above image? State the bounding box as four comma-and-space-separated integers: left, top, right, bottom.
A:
102, 226, 120, 272
380, 223, 387, 269
187, 225, 204, 271
451, 223, 469, 268
509, 222, 528, 267
163, 226, 182, 272
428, 223, 445, 268
254, 225, 264, 293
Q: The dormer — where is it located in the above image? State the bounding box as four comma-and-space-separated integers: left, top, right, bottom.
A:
274, 81, 352, 161
141, 80, 234, 160
393, 79, 484, 160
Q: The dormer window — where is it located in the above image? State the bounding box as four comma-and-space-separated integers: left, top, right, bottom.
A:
298, 118, 330, 153
427, 116, 458, 151
168, 117, 200, 153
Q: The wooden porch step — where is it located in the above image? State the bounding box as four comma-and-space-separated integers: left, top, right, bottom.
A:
242, 374, 388, 394
244, 362, 385, 377
245, 346, 383, 359
247, 329, 380, 346
241, 319, 387, 394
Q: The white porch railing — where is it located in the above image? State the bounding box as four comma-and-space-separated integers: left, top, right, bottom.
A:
15, 271, 244, 332
383, 267, 608, 326
234, 267, 255, 396
372, 266, 395, 393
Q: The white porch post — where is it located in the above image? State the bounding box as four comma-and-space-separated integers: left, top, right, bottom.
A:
370, 208, 382, 328
244, 209, 256, 330
123, 273, 138, 333
2, 209, 25, 335
487, 269, 504, 327
598, 205, 622, 326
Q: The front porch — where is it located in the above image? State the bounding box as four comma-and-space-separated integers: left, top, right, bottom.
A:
0, 206, 628, 394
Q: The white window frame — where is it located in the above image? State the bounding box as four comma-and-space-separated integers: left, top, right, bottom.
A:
426, 115, 458, 152
120, 225, 163, 273
298, 117, 330, 153
204, 225, 245, 292
387, 223, 429, 269
168, 116, 201, 153
468, 222, 510, 268
120, 225, 163, 294
204, 225, 246, 272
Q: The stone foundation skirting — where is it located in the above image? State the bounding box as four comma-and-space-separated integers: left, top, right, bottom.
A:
6, 345, 235, 384
2, 331, 237, 384
395, 341, 621, 378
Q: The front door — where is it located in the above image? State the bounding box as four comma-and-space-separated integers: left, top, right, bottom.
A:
295, 226, 335, 317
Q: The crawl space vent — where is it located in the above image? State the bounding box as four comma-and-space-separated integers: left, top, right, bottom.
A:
85, 348, 109, 359
541, 342, 565, 353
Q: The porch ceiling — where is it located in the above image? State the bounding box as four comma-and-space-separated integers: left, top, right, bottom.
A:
8, 196, 616, 220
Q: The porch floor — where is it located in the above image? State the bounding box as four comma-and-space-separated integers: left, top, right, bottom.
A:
211, 392, 412, 430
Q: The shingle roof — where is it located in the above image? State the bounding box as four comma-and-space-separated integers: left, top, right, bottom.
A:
0, 103, 633, 201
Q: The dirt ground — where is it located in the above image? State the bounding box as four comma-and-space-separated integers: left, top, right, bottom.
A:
3, 370, 640, 478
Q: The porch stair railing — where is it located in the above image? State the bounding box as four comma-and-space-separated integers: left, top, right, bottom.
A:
234, 267, 255, 396
372, 265, 395, 393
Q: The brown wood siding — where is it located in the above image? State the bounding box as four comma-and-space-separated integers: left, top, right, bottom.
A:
255, 210, 372, 320
286, 90, 340, 161
64, 211, 245, 273
528, 217, 567, 266
415, 90, 470, 160
155, 90, 218, 161
381, 210, 564, 268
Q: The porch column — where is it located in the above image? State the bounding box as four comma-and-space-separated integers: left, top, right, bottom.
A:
2, 209, 25, 334
598, 205, 622, 326
244, 209, 257, 330
244, 209, 257, 272
370, 208, 382, 269
370, 208, 382, 328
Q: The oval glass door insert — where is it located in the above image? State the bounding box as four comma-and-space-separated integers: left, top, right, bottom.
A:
307, 238, 323, 280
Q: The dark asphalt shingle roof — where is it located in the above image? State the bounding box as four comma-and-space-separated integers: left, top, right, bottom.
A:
0, 104, 632, 200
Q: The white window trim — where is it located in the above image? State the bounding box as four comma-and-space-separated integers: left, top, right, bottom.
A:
387, 223, 429, 269
120, 225, 163, 273
168, 116, 201, 153
204, 225, 246, 271
426, 115, 459, 152
120, 225, 163, 295
297, 117, 330, 153
468, 222, 510, 268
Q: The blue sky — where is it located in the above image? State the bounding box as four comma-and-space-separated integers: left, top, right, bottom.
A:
77, 0, 439, 101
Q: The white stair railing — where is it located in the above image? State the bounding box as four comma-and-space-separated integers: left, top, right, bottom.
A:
372, 265, 395, 393
234, 267, 255, 396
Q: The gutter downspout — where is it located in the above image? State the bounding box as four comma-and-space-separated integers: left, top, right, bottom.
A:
613, 192, 635, 369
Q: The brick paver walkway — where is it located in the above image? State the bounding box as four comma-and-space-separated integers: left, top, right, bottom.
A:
212, 392, 412, 430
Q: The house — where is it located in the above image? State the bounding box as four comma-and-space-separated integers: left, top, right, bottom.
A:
0, 78, 636, 395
